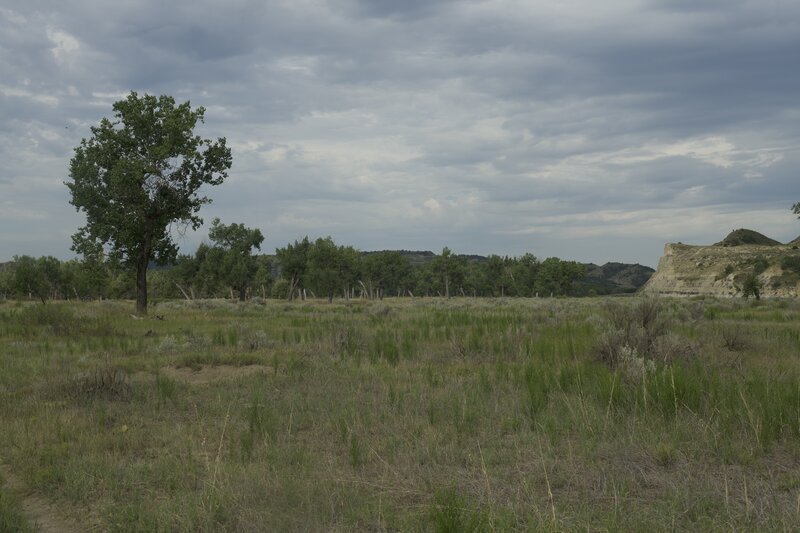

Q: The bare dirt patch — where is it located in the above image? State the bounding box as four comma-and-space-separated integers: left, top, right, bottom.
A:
0, 462, 83, 533
157, 364, 273, 385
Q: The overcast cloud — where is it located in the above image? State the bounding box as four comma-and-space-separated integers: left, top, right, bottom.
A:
1, 0, 799, 267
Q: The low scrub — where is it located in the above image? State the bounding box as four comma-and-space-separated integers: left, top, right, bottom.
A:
596, 298, 696, 372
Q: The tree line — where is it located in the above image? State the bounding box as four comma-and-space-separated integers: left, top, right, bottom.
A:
51, 91, 799, 314
1, 234, 587, 302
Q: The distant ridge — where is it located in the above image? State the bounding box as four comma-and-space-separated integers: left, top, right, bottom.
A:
584, 262, 654, 292
714, 228, 782, 247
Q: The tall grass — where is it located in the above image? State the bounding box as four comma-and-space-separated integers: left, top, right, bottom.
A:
0, 297, 799, 530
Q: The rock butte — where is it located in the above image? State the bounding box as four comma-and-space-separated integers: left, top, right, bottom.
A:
642, 236, 800, 298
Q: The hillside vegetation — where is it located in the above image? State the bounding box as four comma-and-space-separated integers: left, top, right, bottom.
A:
714, 229, 783, 247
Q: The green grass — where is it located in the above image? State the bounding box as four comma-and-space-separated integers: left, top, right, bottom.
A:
0, 472, 36, 533
0, 296, 799, 530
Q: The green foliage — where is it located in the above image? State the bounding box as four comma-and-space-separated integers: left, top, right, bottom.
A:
12, 254, 52, 302
430, 247, 467, 297
270, 278, 290, 299
207, 218, 265, 300
781, 255, 800, 274
429, 487, 489, 532
741, 273, 762, 300
752, 256, 770, 275
717, 263, 735, 280
305, 237, 359, 302
535, 257, 585, 296
2, 298, 800, 530
360, 251, 413, 298
0, 479, 35, 533
66, 91, 231, 313
715, 228, 782, 247
275, 237, 311, 300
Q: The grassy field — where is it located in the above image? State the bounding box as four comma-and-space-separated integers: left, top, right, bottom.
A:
0, 296, 799, 531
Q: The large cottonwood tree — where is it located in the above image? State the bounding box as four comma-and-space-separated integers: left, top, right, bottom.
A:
67, 92, 231, 314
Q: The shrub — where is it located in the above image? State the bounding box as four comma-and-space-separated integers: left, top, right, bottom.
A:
780, 255, 800, 274
752, 256, 770, 275
65, 366, 132, 401
270, 278, 290, 299
721, 326, 749, 352
716, 264, 734, 281
596, 298, 697, 375
596, 298, 668, 367
651, 331, 699, 364
740, 273, 762, 300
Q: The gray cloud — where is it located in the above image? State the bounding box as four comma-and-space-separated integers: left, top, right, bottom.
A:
1, 0, 799, 267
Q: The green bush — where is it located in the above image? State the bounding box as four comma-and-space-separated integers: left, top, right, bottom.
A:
752, 256, 769, 275
780, 255, 800, 274
741, 273, 762, 300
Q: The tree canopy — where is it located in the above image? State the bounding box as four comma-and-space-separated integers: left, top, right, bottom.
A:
208, 218, 264, 301
66, 92, 231, 314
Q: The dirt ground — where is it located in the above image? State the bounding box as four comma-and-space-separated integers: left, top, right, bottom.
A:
0, 462, 83, 533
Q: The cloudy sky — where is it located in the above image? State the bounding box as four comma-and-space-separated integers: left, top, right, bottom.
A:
2, 0, 799, 267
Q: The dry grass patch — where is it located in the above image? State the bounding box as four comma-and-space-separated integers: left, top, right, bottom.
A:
155, 364, 274, 385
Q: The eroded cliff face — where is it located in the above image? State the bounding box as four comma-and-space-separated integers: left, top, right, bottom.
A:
642, 243, 800, 297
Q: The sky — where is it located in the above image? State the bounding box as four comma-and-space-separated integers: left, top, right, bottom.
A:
1, 0, 799, 268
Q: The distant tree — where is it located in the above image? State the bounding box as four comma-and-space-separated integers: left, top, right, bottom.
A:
431, 247, 466, 298
360, 251, 413, 298
207, 218, 264, 301
253, 256, 274, 299
412, 263, 438, 297
305, 237, 359, 302
337, 245, 361, 300
66, 91, 231, 314
72, 253, 113, 300
12, 255, 60, 303
536, 257, 586, 296
513, 253, 540, 296
741, 273, 762, 300
170, 253, 201, 299
276, 237, 311, 300
463, 261, 489, 297
0, 268, 11, 299
11, 256, 43, 302
193, 243, 226, 297
485, 255, 517, 297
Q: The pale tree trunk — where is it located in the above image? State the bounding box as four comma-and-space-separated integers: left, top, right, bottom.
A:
174, 282, 191, 301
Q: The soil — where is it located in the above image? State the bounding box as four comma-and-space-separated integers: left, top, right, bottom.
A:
0, 462, 83, 533
156, 364, 273, 385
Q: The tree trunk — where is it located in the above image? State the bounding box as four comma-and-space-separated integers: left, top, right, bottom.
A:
136, 258, 148, 315
174, 282, 191, 301
239, 286, 246, 301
